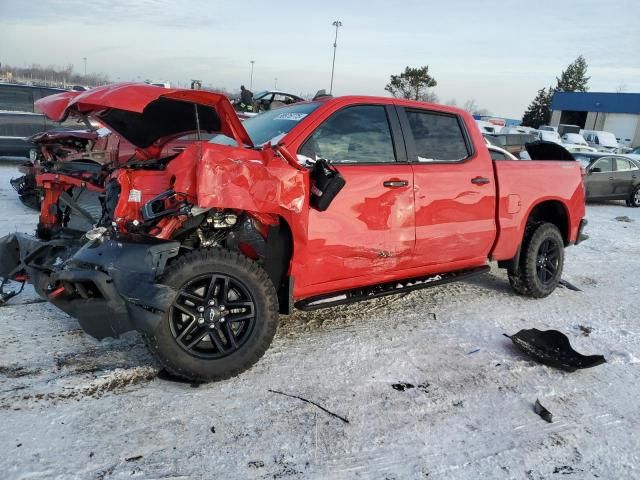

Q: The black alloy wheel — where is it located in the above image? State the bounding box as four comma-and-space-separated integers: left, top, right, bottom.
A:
170, 273, 256, 359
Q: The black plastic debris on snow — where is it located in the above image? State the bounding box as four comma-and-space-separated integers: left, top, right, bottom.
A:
558, 279, 582, 292
391, 383, 415, 392
534, 399, 553, 423
268, 389, 349, 424
614, 216, 634, 223
504, 329, 606, 372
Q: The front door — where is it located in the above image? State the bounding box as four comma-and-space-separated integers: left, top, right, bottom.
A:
587, 157, 615, 198
297, 104, 415, 288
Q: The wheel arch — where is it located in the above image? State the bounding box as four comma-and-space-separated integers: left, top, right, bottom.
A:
498, 198, 571, 273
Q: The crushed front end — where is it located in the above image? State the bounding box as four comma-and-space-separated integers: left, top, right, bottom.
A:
0, 231, 180, 339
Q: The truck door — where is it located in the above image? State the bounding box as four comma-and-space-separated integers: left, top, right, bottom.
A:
297, 104, 415, 286
587, 157, 615, 198
398, 106, 496, 267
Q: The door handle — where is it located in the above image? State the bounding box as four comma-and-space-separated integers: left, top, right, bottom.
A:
383, 179, 409, 188
471, 176, 490, 185
608, 176, 614, 180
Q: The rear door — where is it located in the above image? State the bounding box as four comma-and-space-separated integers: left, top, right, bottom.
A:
399, 106, 496, 267
586, 157, 615, 198
299, 104, 415, 286
613, 157, 639, 197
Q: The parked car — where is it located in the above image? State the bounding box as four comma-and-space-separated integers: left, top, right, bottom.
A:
0, 84, 586, 381
253, 90, 304, 112
581, 130, 619, 153
484, 133, 538, 157
562, 133, 588, 146
539, 125, 558, 133
573, 152, 640, 206
488, 144, 518, 160
630, 146, 640, 155
0, 83, 81, 157
537, 130, 563, 145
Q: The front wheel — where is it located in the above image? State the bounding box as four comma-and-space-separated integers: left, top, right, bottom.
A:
145, 249, 279, 382
508, 222, 564, 298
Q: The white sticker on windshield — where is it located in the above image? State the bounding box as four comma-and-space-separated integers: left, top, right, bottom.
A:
273, 112, 308, 121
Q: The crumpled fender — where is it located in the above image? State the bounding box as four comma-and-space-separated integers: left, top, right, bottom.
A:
196, 143, 309, 215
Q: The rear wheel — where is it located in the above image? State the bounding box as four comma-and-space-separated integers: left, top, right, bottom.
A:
508, 222, 564, 298
628, 185, 640, 207
145, 249, 279, 382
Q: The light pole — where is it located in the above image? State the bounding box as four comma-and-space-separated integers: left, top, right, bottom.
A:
82, 57, 87, 77
249, 60, 255, 90
274, 77, 278, 89
329, 20, 342, 95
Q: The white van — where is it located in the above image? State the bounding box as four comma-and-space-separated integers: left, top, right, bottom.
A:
580, 130, 619, 152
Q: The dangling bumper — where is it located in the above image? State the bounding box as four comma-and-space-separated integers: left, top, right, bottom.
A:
0, 233, 180, 339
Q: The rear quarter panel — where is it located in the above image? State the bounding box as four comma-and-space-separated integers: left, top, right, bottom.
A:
491, 160, 585, 261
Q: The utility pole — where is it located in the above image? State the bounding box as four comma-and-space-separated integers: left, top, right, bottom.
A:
82, 57, 87, 79
329, 20, 342, 95
249, 60, 255, 90
274, 77, 278, 89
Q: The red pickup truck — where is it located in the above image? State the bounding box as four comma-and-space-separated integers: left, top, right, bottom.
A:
0, 84, 586, 381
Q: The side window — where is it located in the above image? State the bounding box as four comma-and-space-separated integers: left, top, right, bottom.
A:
0, 86, 35, 112
405, 109, 470, 162
300, 105, 396, 164
615, 158, 635, 171
593, 157, 613, 172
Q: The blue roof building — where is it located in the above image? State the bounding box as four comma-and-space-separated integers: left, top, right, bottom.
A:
550, 92, 640, 147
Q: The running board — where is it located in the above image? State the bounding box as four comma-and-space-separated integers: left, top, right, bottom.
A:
295, 265, 490, 311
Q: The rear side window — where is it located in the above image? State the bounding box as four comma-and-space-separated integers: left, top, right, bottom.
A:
615, 158, 636, 171
405, 109, 470, 162
301, 105, 396, 164
0, 86, 35, 112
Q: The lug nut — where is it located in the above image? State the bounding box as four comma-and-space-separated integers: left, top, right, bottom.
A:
198, 318, 205, 325
219, 305, 225, 310
209, 324, 216, 329
208, 300, 216, 306
197, 306, 205, 312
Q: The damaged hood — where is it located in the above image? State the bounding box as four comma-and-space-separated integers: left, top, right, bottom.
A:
34, 83, 253, 149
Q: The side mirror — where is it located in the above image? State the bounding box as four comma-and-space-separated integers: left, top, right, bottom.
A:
590, 167, 601, 173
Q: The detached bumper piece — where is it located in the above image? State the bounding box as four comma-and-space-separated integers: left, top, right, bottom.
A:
0, 232, 180, 339
575, 219, 588, 245
505, 328, 606, 371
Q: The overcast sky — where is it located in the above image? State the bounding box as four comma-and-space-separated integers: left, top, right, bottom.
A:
1, 0, 638, 118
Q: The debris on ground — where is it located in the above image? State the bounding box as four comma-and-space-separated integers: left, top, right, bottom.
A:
534, 399, 553, 423
578, 325, 593, 337
392, 382, 414, 391
268, 389, 349, 424
504, 329, 606, 371
614, 216, 634, 223
558, 279, 582, 292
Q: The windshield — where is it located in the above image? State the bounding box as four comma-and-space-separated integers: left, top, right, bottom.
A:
210, 102, 321, 147
541, 131, 561, 142
564, 133, 587, 145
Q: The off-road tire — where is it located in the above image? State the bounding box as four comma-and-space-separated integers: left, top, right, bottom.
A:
628, 185, 640, 208
144, 249, 279, 382
508, 222, 564, 298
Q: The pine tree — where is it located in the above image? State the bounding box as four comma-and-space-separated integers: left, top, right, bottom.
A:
555, 55, 590, 92
522, 87, 552, 128
385, 66, 437, 102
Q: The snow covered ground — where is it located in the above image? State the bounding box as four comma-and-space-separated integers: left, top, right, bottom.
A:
0, 160, 638, 479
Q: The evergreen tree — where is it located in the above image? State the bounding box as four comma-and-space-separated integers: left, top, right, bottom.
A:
522, 87, 552, 128
385, 66, 437, 101
555, 55, 590, 92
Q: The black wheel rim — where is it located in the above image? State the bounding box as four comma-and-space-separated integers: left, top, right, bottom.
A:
536, 238, 561, 286
169, 273, 257, 359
